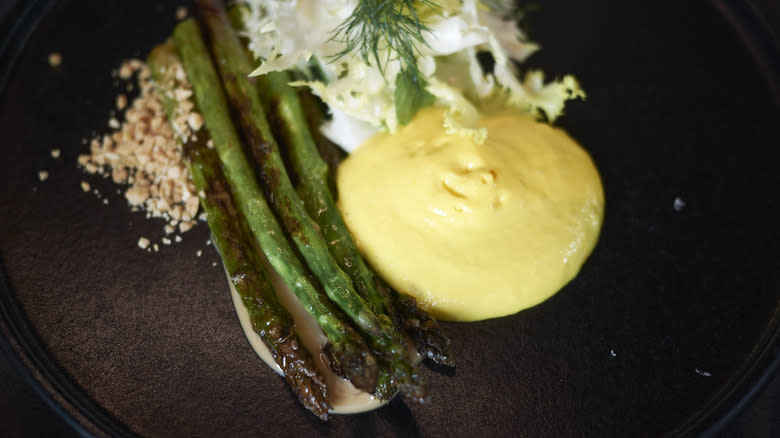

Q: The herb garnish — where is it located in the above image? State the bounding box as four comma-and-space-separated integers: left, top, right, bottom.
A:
331, 0, 439, 125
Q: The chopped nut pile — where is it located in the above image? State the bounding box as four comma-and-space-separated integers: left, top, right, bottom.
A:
78, 59, 203, 246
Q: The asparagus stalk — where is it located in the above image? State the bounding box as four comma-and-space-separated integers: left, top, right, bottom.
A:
226, 3, 453, 366
256, 69, 389, 316
226, 3, 452, 366
194, 0, 425, 400
294, 88, 345, 197
388, 285, 454, 365
171, 18, 379, 393
147, 43, 331, 419
296, 79, 454, 365
264, 71, 454, 366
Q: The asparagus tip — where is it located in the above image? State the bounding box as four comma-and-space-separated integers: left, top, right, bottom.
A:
323, 341, 379, 394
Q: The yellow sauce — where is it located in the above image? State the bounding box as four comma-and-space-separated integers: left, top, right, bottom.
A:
337, 107, 604, 321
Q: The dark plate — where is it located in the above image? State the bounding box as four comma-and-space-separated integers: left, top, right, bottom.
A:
1, 0, 779, 436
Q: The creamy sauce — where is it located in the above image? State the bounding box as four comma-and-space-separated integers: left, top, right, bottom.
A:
337, 107, 604, 321
226, 264, 385, 413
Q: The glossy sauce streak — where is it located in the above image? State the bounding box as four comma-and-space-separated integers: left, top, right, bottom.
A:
226, 264, 385, 414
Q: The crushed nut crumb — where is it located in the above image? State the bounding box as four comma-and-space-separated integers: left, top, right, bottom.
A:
118, 64, 132, 80
81, 181, 91, 192
176, 6, 188, 20
50, 149, 61, 159
178, 220, 193, 233
137, 237, 150, 249
116, 94, 128, 110
48, 52, 62, 67
174, 88, 193, 101
78, 58, 201, 243
38, 171, 49, 181
187, 112, 204, 131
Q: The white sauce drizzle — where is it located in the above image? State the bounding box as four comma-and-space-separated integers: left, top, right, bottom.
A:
225, 262, 386, 414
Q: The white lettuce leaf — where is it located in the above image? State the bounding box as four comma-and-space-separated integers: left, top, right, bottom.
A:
242, 0, 584, 151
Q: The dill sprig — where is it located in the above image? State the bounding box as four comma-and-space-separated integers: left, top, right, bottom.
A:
331, 0, 439, 76
331, 0, 440, 125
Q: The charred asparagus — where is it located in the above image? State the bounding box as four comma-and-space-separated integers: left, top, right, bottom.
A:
148, 43, 332, 419
194, 0, 425, 400
172, 18, 379, 393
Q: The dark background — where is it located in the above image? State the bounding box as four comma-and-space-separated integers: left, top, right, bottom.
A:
0, 0, 779, 436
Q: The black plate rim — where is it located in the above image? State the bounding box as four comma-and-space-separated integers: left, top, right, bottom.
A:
0, 1, 778, 436
669, 2, 780, 434
0, 0, 136, 435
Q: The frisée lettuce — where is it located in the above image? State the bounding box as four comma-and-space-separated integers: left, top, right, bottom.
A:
241, 0, 584, 152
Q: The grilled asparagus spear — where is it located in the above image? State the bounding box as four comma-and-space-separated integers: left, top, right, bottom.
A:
172, 18, 379, 393
223, 4, 453, 367
147, 43, 332, 419
194, 0, 425, 400
259, 69, 454, 367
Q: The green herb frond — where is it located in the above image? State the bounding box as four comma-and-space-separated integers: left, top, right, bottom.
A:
331, 0, 440, 77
